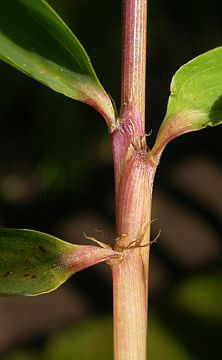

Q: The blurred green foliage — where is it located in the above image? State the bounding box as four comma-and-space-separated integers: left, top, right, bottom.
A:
3, 315, 192, 360
173, 270, 222, 322
3, 269, 222, 359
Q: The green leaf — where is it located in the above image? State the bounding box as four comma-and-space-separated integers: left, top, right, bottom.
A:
151, 47, 222, 160
165, 46, 222, 128
0, 228, 118, 296
0, 0, 115, 129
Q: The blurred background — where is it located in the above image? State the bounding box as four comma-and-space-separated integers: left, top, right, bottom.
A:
0, 0, 222, 359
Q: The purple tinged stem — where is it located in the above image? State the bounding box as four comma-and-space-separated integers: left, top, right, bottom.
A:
121, 0, 147, 126
110, 1, 157, 359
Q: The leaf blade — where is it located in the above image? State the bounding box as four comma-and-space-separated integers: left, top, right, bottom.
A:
166, 46, 222, 128
0, 0, 115, 128
151, 47, 222, 160
0, 228, 76, 296
0, 228, 118, 296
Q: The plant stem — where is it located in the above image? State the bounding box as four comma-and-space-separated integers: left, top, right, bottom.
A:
110, 1, 156, 359
120, 0, 147, 126
110, 146, 155, 359
112, 249, 148, 360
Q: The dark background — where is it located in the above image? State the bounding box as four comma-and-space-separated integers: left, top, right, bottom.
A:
0, 0, 221, 359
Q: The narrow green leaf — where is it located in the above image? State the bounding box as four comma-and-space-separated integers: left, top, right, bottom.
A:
151, 47, 222, 160
0, 228, 118, 296
0, 0, 115, 129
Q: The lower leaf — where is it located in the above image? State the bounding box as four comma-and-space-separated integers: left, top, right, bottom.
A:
0, 228, 118, 296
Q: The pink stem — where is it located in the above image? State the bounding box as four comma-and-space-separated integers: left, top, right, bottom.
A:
121, 0, 147, 126
110, 1, 153, 359
112, 249, 147, 360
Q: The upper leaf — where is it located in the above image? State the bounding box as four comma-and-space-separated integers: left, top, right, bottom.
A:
165, 46, 222, 128
0, 0, 115, 129
0, 228, 119, 296
151, 47, 222, 160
